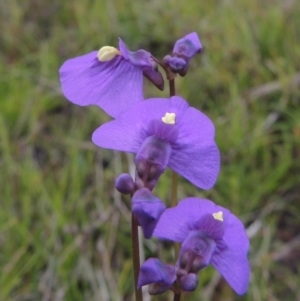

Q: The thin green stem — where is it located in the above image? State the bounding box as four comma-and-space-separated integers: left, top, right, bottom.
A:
131, 213, 143, 301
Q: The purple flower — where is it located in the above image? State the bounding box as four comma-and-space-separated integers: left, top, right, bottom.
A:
59, 38, 163, 118
164, 32, 202, 76
173, 32, 202, 59
153, 198, 250, 295
138, 258, 176, 295
92, 96, 220, 190
138, 257, 199, 294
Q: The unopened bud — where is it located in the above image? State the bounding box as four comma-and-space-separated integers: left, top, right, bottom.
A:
173, 32, 202, 58
168, 57, 187, 73
138, 258, 176, 293
115, 173, 134, 194
132, 188, 166, 238
171, 32, 202, 76
180, 273, 199, 292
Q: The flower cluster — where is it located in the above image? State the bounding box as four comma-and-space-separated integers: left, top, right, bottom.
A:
59, 32, 250, 299
138, 198, 250, 295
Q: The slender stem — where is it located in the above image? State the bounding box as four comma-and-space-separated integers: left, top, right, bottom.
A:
171, 171, 180, 258
170, 78, 181, 301
131, 213, 143, 301
169, 78, 180, 259
171, 170, 178, 207
169, 77, 177, 209
169, 78, 176, 96
169, 78, 177, 209
173, 293, 181, 301
169, 79, 177, 205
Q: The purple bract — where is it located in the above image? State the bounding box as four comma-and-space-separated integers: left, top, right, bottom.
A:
59, 38, 163, 118
92, 96, 220, 190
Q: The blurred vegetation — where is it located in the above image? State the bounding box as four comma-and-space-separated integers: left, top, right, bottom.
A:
0, 0, 300, 300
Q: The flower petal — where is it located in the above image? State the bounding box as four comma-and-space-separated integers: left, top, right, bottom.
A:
92, 96, 189, 152
173, 32, 202, 58
119, 38, 164, 90
169, 106, 220, 189
59, 51, 143, 118
195, 214, 225, 240
143, 67, 164, 91
180, 273, 199, 291
221, 208, 249, 253
153, 198, 218, 242
138, 258, 176, 292
92, 96, 219, 189
153, 198, 250, 294
211, 250, 250, 295
154, 198, 248, 250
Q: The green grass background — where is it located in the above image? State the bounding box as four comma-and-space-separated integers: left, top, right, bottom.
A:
0, 0, 300, 300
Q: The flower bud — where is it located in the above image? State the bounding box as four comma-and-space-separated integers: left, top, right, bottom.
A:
173, 32, 202, 59
132, 188, 166, 238
167, 57, 187, 73
180, 273, 199, 291
138, 258, 176, 294
114, 173, 134, 194
171, 32, 202, 77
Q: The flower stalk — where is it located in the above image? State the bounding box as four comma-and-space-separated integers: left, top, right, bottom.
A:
59, 31, 250, 300
131, 213, 143, 301
169, 78, 181, 301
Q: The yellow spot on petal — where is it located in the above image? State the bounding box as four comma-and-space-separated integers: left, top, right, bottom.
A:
97, 46, 121, 62
212, 211, 223, 222
162, 112, 176, 124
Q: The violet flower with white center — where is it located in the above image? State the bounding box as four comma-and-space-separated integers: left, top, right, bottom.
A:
92, 96, 220, 190
132, 188, 166, 238
59, 38, 164, 118
164, 32, 202, 76
153, 198, 250, 295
